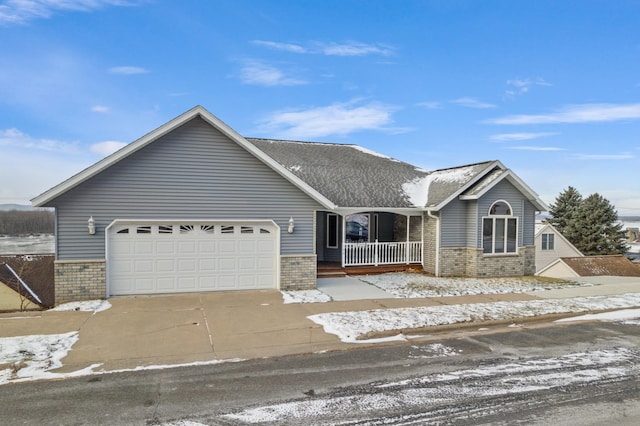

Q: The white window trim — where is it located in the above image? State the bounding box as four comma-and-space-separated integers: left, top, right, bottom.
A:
541, 233, 555, 251
483, 200, 519, 255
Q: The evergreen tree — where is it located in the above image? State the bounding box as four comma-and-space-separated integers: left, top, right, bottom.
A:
548, 186, 582, 236
564, 193, 627, 255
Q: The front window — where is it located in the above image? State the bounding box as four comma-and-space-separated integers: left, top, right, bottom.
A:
541, 233, 555, 250
483, 201, 518, 254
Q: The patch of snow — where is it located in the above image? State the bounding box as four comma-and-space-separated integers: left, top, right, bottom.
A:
351, 145, 398, 161
281, 290, 332, 304
308, 293, 640, 342
358, 272, 586, 298
0, 332, 99, 385
0, 331, 243, 386
402, 175, 431, 207
627, 242, 640, 254
408, 343, 460, 359
161, 422, 208, 426
555, 308, 640, 323
287, 165, 302, 172
50, 300, 112, 313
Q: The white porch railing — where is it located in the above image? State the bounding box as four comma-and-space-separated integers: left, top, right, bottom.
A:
343, 241, 422, 266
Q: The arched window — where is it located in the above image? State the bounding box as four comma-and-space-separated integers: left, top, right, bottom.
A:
483, 201, 517, 254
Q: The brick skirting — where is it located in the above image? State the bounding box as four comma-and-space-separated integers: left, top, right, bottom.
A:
280, 254, 317, 290
54, 259, 106, 305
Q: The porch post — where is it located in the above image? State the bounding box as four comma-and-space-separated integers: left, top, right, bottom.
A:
341, 214, 346, 267
406, 215, 410, 264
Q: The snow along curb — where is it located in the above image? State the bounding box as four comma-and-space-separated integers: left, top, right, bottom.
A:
307, 293, 640, 343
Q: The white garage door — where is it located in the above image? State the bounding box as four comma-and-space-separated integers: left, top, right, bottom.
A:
107, 221, 278, 295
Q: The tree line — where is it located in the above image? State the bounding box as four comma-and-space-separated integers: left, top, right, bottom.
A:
0, 210, 55, 235
548, 186, 627, 255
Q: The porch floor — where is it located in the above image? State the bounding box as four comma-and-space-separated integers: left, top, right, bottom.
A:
317, 262, 424, 278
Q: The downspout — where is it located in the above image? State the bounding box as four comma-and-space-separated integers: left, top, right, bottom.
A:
427, 210, 440, 277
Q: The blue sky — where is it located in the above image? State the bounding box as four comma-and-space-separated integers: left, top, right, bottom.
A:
1, 1, 639, 215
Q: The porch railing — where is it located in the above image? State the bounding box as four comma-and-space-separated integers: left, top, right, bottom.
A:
343, 241, 422, 266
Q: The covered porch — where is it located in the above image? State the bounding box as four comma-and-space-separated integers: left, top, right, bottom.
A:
316, 210, 424, 269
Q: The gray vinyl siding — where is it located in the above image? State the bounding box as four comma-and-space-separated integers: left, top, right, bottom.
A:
439, 180, 537, 249
475, 180, 536, 248
47, 117, 322, 260
440, 198, 470, 247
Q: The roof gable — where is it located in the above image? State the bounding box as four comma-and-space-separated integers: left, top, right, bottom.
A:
32, 106, 336, 209
535, 222, 584, 256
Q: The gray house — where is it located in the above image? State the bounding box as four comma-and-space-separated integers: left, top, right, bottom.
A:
32, 106, 548, 304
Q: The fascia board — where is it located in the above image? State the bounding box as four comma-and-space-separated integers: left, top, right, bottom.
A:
332, 207, 425, 216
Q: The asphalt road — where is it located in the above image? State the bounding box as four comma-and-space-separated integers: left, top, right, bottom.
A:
2, 320, 639, 425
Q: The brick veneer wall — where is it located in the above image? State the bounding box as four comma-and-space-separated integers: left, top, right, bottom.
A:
422, 213, 438, 274
439, 246, 536, 277
54, 260, 106, 305
280, 254, 317, 290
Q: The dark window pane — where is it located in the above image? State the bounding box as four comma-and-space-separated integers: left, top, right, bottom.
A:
327, 214, 338, 248
495, 218, 505, 252
507, 218, 517, 252
483, 218, 493, 253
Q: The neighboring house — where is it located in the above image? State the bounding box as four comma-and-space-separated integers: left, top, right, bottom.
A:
32, 106, 548, 304
537, 255, 640, 279
0, 263, 43, 311
534, 222, 583, 273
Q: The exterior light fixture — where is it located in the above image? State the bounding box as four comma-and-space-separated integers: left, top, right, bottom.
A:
88, 216, 96, 235
288, 216, 295, 234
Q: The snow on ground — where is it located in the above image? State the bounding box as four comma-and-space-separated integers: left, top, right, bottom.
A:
308, 293, 640, 343
224, 347, 638, 424
281, 290, 332, 304
0, 331, 241, 386
49, 300, 112, 313
0, 332, 98, 385
556, 308, 640, 324
358, 272, 588, 298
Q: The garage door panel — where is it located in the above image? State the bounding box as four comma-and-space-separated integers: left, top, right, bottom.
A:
134, 241, 154, 255
109, 221, 278, 295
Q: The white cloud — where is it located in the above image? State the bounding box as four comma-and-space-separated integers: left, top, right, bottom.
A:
506, 146, 566, 151
252, 39, 394, 56
573, 152, 635, 160
91, 105, 110, 113
257, 101, 398, 139
486, 103, 640, 125
490, 132, 558, 141
251, 40, 307, 53
90, 140, 127, 156
239, 60, 306, 86
108, 66, 149, 75
505, 77, 551, 96
417, 101, 442, 109
319, 41, 393, 56
0, 0, 136, 25
0, 128, 79, 153
451, 97, 496, 109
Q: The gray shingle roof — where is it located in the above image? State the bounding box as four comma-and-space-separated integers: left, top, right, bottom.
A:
246, 138, 495, 209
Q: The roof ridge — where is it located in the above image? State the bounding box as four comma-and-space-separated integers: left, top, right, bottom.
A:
246, 137, 358, 147
431, 160, 496, 173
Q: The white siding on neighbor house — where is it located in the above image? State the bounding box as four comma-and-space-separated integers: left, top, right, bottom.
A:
535, 224, 583, 272
47, 117, 322, 260
537, 260, 579, 278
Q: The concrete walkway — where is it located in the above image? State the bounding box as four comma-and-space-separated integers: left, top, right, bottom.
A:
317, 277, 395, 300
0, 276, 638, 374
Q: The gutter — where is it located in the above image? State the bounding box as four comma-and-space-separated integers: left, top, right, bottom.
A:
427, 210, 440, 277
